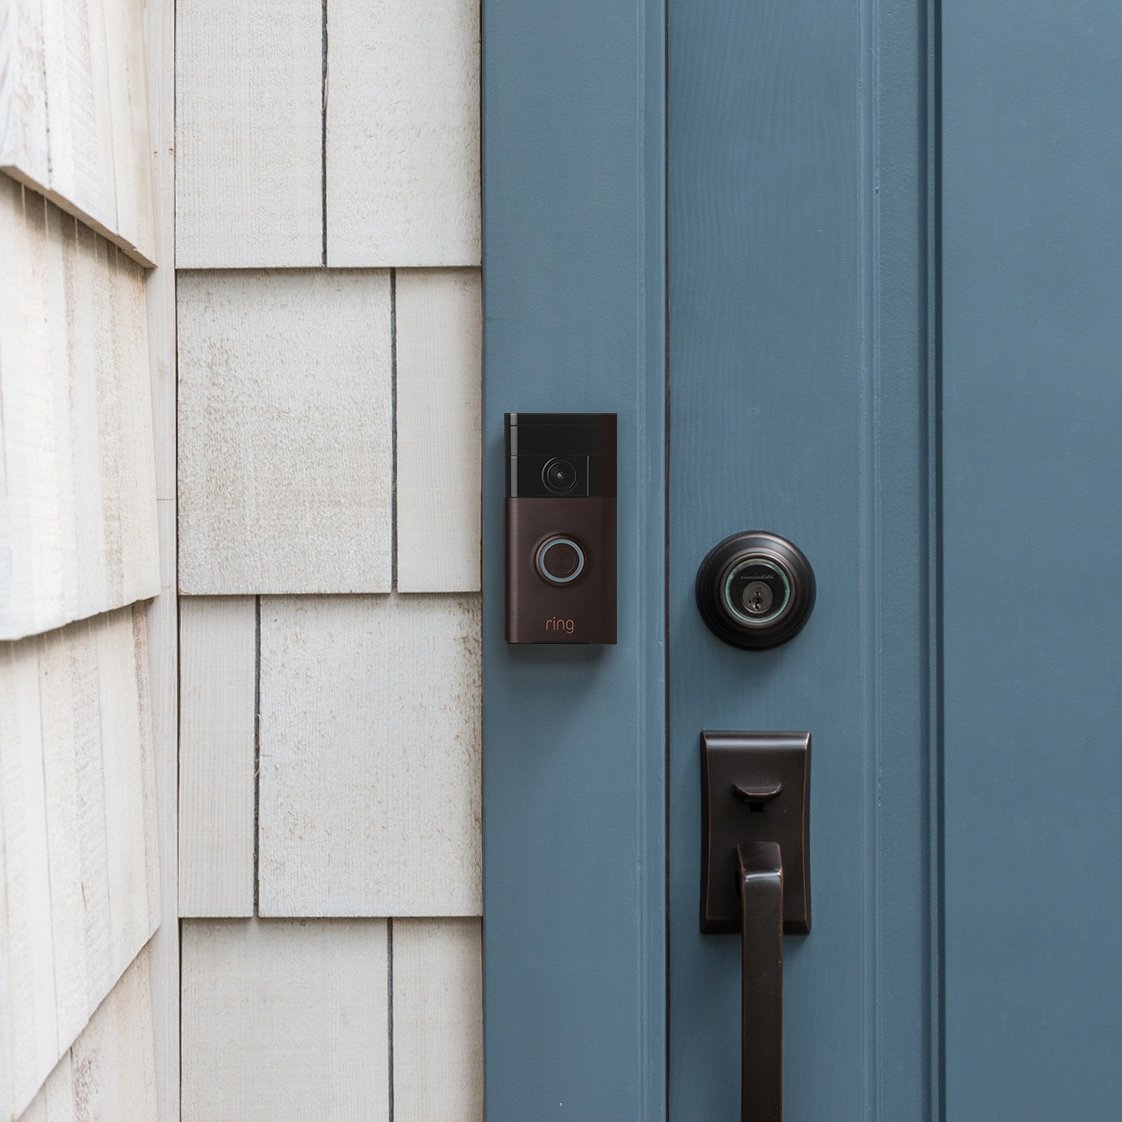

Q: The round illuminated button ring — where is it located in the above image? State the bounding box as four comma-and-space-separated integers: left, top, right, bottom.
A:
536, 536, 586, 585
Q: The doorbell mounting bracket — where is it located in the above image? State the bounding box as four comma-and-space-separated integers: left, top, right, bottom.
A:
505, 412, 617, 644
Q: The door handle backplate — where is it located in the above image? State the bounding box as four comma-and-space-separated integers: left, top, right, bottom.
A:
700, 731, 810, 934
701, 731, 811, 1121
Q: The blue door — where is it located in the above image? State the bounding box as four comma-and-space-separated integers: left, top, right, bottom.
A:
668, 0, 933, 1114
484, 0, 1122, 1118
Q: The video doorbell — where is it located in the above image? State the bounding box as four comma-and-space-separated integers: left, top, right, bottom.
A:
504, 413, 617, 644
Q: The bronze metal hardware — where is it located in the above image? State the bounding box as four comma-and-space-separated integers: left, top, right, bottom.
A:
701, 731, 811, 1120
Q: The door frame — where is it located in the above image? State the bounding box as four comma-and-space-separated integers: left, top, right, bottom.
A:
481, 0, 667, 1117
482, 0, 940, 1116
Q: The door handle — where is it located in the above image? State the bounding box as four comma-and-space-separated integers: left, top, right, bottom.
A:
737, 841, 783, 1121
701, 732, 811, 1122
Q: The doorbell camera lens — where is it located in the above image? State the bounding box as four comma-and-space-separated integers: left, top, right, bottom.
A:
542, 458, 579, 495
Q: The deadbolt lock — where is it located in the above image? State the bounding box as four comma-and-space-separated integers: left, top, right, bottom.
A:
695, 531, 816, 649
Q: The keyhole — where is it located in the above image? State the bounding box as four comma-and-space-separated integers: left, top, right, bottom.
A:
741, 581, 773, 616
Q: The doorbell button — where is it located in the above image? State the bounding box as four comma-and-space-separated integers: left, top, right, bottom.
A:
536, 537, 586, 585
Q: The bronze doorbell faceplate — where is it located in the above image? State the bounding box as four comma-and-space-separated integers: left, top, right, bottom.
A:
504, 413, 617, 644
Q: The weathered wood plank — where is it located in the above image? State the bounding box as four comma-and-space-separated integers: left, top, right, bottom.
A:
104, 945, 158, 1122
178, 597, 256, 917
91, 609, 156, 993
43, 207, 81, 628
0, 641, 58, 1120
3, 614, 153, 1091
177, 270, 393, 594
107, 247, 159, 607
42, 1054, 76, 1122
0, 181, 67, 637
16, 1051, 76, 1122
86, 229, 125, 613
0, 0, 50, 188
22, 192, 68, 632
69, 947, 157, 1122
37, 628, 92, 1054
181, 919, 390, 1122
2, 0, 156, 267
175, 0, 322, 267
63, 620, 114, 1023
258, 594, 482, 916
11, 1082, 43, 1122
0, 184, 159, 641
62, 219, 110, 615
101, 0, 155, 262
139, 0, 175, 1108
130, 608, 160, 938
393, 919, 483, 1122
36, 617, 119, 1050
137, 0, 173, 996
326, 0, 480, 266
39, 0, 117, 234
395, 270, 482, 592
143, 504, 178, 1122
144, 0, 175, 502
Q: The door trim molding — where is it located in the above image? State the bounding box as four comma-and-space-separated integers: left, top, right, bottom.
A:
481, 0, 667, 1118
869, 0, 943, 1113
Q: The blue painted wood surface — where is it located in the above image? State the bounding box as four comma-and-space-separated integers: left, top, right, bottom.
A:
481, 1, 666, 1119
485, 0, 1121, 1116
667, 0, 933, 1117
941, 3, 1122, 1117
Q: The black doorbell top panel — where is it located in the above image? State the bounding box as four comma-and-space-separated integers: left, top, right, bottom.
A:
505, 413, 617, 645
506, 413, 617, 500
